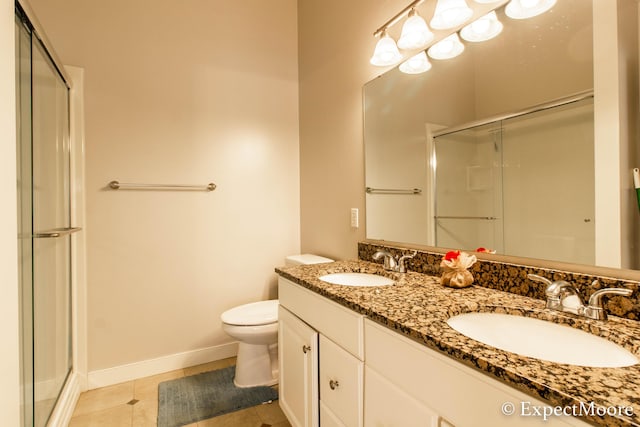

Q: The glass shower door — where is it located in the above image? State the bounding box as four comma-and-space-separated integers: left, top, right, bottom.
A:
31, 35, 73, 427
15, 12, 34, 427
16, 7, 74, 426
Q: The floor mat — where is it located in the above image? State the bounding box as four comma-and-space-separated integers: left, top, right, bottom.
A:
157, 366, 278, 427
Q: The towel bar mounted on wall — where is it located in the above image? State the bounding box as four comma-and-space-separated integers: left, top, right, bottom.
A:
108, 180, 217, 192
366, 187, 422, 195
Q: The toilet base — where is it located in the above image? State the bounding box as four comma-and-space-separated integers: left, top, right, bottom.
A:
234, 342, 279, 388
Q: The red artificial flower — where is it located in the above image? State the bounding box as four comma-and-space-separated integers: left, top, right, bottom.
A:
476, 247, 496, 254
444, 250, 460, 261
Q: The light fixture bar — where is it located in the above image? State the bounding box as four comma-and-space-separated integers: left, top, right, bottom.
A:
373, 0, 426, 37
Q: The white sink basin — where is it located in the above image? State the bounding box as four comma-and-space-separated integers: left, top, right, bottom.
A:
447, 312, 638, 368
319, 272, 394, 287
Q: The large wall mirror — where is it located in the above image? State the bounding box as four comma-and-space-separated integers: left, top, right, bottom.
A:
364, 0, 640, 271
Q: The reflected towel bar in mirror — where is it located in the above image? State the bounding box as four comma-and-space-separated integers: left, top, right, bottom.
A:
366, 187, 422, 195
435, 216, 498, 220
108, 180, 217, 192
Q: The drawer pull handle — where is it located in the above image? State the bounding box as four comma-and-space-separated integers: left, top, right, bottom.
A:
302, 345, 311, 354
329, 379, 340, 390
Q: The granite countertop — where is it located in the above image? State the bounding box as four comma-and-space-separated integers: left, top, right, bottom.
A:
275, 260, 640, 427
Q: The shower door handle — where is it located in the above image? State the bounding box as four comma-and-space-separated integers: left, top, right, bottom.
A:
32, 227, 82, 238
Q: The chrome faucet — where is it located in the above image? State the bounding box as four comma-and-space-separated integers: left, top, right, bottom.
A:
373, 250, 417, 273
528, 274, 633, 320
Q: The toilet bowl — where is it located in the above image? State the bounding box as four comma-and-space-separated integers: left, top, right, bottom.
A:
221, 300, 279, 388
221, 254, 334, 388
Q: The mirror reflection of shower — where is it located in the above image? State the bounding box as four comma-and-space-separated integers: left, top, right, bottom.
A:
433, 96, 595, 265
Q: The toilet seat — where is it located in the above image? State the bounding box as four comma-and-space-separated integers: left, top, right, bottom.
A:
221, 300, 279, 326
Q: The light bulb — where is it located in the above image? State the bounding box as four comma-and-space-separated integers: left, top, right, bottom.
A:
370, 31, 403, 66
399, 52, 432, 74
428, 33, 465, 60
398, 10, 434, 50
460, 11, 503, 42
430, 0, 474, 30
505, 0, 556, 19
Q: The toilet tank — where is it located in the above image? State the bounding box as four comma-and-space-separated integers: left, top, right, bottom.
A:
285, 254, 334, 266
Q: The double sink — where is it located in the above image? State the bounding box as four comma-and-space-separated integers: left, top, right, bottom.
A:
319, 271, 639, 369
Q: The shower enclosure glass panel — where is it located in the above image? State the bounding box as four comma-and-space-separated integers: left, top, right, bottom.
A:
435, 123, 505, 253
16, 13, 34, 427
16, 7, 73, 427
501, 99, 595, 265
434, 98, 594, 264
32, 36, 72, 427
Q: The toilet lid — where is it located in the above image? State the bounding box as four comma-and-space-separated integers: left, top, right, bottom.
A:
221, 299, 279, 326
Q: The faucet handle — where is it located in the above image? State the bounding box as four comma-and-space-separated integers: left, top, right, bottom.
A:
584, 287, 632, 321
528, 274, 574, 297
372, 250, 398, 271
527, 274, 553, 287
397, 250, 417, 273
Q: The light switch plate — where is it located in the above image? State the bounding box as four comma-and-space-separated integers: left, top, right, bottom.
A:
350, 208, 359, 228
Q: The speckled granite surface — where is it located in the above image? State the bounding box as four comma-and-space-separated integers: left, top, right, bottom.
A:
359, 242, 640, 321
275, 260, 640, 427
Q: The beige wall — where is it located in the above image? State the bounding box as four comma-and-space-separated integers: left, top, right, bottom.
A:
2, 0, 21, 423
29, 0, 300, 374
298, 0, 403, 261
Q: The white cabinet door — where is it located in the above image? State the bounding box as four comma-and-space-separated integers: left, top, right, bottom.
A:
364, 366, 438, 427
321, 402, 348, 427
279, 306, 319, 427
319, 335, 363, 427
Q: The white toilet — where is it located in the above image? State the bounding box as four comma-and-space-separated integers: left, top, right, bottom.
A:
221, 254, 333, 388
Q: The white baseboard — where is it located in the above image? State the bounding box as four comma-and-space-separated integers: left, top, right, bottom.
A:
87, 342, 238, 390
47, 372, 81, 427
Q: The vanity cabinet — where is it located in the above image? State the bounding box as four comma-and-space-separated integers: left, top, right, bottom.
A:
279, 276, 593, 427
279, 277, 364, 427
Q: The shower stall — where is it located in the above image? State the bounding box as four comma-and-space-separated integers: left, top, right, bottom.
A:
16, 4, 82, 426
434, 96, 595, 265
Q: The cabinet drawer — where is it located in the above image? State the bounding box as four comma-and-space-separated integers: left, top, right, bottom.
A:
279, 277, 364, 359
320, 335, 363, 427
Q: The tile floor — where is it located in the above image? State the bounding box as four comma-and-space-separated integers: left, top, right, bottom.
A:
69, 357, 291, 427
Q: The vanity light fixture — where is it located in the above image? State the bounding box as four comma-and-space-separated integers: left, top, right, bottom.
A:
398, 8, 434, 50
428, 33, 465, 60
505, 0, 557, 19
430, 0, 474, 30
399, 51, 432, 74
371, 0, 426, 67
370, 30, 403, 66
460, 11, 503, 42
